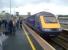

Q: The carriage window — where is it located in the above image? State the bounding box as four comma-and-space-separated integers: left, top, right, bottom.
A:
44, 16, 57, 23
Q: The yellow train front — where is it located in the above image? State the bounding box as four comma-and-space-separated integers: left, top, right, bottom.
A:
25, 11, 62, 38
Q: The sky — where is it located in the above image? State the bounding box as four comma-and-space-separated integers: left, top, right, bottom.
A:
0, 0, 68, 15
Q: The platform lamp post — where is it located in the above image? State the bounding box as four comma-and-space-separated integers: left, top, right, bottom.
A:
10, 0, 11, 17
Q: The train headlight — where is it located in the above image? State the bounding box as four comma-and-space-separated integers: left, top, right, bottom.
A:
59, 28, 62, 31
43, 29, 51, 31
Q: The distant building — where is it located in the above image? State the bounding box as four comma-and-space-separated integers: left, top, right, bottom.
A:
27, 12, 31, 17
0, 11, 5, 17
20, 15, 28, 19
19, 12, 31, 19
16, 12, 19, 16
58, 15, 68, 24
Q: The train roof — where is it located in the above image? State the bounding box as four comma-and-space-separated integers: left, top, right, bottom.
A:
32, 11, 55, 17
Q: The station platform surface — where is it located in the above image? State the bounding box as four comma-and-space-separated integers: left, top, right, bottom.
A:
3, 28, 43, 50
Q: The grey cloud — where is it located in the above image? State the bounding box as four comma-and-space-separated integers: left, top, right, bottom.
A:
0, 0, 10, 8
0, 0, 17, 8
0, 0, 50, 8
0, 0, 68, 8
51, 0, 68, 6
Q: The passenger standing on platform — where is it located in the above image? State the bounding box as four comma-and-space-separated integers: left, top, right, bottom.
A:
4, 20, 7, 28
0, 21, 2, 27
13, 20, 16, 34
16, 20, 19, 29
8, 20, 15, 35
18, 19, 21, 29
20, 20, 22, 29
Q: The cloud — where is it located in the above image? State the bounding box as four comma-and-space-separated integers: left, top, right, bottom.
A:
0, 0, 16, 8
14, 3, 68, 15
0, 0, 68, 15
0, 0, 9, 8
50, 0, 68, 6
0, 0, 68, 8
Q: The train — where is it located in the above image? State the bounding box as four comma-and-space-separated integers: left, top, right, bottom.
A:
25, 11, 62, 38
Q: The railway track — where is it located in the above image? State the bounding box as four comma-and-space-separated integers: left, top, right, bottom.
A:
24, 22, 68, 50
51, 38, 68, 50
61, 31, 68, 38
41, 30, 68, 50
50, 33, 68, 50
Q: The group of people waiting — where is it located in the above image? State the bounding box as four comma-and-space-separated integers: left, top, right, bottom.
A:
0, 19, 23, 35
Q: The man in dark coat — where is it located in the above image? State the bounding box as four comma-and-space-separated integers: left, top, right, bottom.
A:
8, 20, 15, 35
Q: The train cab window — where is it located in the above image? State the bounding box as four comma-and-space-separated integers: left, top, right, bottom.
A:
44, 16, 57, 23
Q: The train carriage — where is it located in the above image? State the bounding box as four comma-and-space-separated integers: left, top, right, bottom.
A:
25, 11, 62, 38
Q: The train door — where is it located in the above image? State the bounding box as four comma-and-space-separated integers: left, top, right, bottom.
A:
29, 16, 35, 27
35, 16, 41, 32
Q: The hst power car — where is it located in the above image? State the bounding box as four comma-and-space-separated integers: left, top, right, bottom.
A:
25, 11, 62, 38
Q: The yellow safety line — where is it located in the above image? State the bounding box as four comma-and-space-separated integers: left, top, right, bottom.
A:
22, 25, 36, 50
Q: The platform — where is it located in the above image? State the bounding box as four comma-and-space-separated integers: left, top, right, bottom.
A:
3, 28, 43, 50
0, 23, 56, 50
